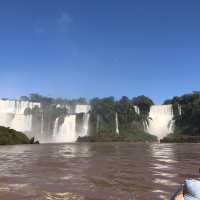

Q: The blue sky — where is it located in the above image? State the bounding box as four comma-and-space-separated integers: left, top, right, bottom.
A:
0, 0, 200, 103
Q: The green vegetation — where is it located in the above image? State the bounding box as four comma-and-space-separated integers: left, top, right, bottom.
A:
18, 93, 155, 142
20, 94, 89, 138
21, 93, 88, 107
164, 92, 200, 136
119, 129, 157, 142
0, 126, 38, 145
7, 91, 200, 143
132, 95, 154, 114
87, 95, 156, 142
160, 133, 200, 143
18, 92, 200, 143
77, 132, 157, 142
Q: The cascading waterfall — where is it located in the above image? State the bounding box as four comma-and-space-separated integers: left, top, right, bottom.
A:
54, 115, 77, 143
178, 104, 182, 115
96, 114, 100, 133
40, 111, 44, 136
146, 105, 174, 139
52, 105, 91, 143
79, 113, 90, 137
134, 106, 140, 115
75, 105, 91, 114
0, 99, 40, 132
0, 98, 182, 143
115, 112, 119, 135
53, 118, 59, 137
11, 115, 32, 132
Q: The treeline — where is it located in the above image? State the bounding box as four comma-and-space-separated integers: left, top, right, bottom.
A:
18, 92, 200, 137
19, 93, 156, 141
20, 93, 88, 108
164, 91, 200, 135
89, 95, 154, 138
19, 94, 90, 138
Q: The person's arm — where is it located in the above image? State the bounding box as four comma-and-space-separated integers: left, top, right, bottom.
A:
171, 185, 183, 200
175, 192, 184, 200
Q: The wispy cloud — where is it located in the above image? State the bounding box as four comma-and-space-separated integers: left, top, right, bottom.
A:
33, 11, 72, 34
57, 12, 72, 32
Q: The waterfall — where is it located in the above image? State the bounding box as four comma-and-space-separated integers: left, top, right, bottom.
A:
53, 117, 59, 137
96, 114, 100, 134
143, 120, 148, 131
40, 111, 44, 136
11, 115, 32, 132
79, 113, 90, 137
146, 105, 174, 139
52, 104, 91, 143
0, 99, 40, 132
115, 112, 119, 135
54, 115, 77, 143
0, 100, 91, 143
75, 105, 91, 114
134, 106, 140, 115
178, 104, 182, 115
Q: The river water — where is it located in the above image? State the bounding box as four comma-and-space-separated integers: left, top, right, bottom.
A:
0, 143, 200, 200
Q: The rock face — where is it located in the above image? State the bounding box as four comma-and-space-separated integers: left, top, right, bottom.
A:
0, 126, 38, 145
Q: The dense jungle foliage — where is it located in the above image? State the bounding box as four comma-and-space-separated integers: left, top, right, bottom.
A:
164, 92, 200, 136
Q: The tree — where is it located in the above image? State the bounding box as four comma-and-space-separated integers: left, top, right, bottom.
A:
165, 92, 200, 135
116, 96, 138, 124
29, 93, 53, 108
20, 96, 29, 101
132, 95, 154, 114
77, 97, 88, 104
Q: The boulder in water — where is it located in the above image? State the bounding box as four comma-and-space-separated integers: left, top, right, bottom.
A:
0, 126, 30, 145
30, 137, 40, 144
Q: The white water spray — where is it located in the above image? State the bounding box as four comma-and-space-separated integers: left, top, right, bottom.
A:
147, 105, 174, 139
54, 115, 77, 143
53, 118, 59, 137
52, 105, 91, 143
80, 113, 90, 137
0, 99, 40, 132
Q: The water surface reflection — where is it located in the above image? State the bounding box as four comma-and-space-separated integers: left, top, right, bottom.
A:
0, 143, 200, 199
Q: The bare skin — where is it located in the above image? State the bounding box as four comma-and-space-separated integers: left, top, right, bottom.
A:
175, 192, 184, 200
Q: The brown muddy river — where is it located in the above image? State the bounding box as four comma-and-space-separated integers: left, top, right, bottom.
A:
0, 143, 200, 200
